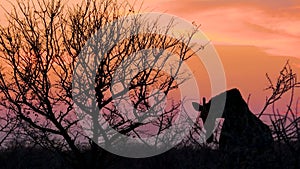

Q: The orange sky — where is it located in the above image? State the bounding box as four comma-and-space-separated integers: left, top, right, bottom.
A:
1, 0, 299, 57
0, 0, 300, 115
136, 0, 300, 114
139, 0, 300, 58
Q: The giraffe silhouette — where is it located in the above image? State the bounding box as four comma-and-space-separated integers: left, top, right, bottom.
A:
193, 88, 274, 168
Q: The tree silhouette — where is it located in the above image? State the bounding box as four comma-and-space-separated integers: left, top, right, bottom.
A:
0, 0, 202, 168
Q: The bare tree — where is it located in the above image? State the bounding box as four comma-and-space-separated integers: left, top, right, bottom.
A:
260, 61, 300, 168
0, 0, 203, 168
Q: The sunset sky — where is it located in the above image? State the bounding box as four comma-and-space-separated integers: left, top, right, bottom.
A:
136, 0, 300, 113
140, 0, 300, 58
0, 0, 299, 115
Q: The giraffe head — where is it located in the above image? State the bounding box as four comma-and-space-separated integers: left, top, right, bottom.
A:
192, 97, 215, 143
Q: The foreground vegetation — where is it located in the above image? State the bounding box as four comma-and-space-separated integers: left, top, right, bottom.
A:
0, 140, 299, 169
